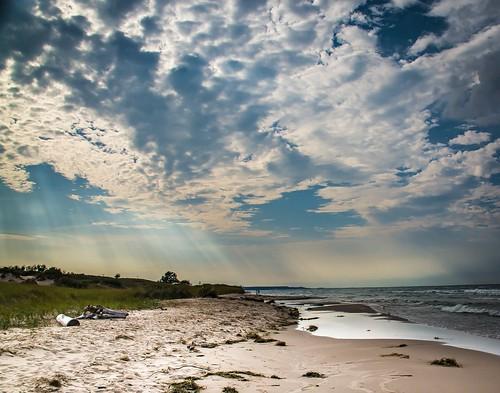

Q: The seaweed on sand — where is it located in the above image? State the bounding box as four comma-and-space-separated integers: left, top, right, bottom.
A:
168, 378, 203, 393
222, 388, 239, 393
302, 371, 325, 378
204, 370, 265, 381
34, 374, 67, 392
381, 352, 410, 359
245, 332, 276, 343
430, 358, 461, 367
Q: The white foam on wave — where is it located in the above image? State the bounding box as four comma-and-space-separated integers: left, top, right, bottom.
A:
464, 288, 500, 296
441, 304, 500, 317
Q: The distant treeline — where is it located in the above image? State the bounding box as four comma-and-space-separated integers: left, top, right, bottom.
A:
0, 265, 242, 294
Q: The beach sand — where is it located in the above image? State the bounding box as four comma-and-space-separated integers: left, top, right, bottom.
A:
1, 297, 499, 392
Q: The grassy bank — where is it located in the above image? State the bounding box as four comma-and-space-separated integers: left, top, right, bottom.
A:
0, 282, 244, 329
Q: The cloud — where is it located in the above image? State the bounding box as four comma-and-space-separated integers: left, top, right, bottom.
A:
449, 130, 491, 145
0, 0, 498, 242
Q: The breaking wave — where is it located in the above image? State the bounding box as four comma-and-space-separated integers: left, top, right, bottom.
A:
441, 304, 500, 317
464, 289, 500, 296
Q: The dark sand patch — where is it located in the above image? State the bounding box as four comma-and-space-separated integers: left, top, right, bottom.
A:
307, 304, 377, 313
371, 313, 411, 322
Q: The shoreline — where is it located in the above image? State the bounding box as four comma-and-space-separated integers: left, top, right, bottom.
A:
1, 297, 500, 392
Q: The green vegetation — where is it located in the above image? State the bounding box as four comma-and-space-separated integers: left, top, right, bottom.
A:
0, 265, 244, 329
430, 358, 461, 367
0, 282, 156, 329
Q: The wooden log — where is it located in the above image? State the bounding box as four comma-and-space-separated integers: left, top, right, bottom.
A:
56, 314, 80, 327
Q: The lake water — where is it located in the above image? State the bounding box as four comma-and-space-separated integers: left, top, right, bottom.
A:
255, 284, 500, 356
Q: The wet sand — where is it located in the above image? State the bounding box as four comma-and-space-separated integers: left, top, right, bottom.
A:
1, 298, 499, 392
307, 303, 377, 313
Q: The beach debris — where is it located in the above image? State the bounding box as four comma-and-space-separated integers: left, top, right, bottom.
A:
299, 317, 319, 321
168, 378, 203, 393
254, 337, 277, 343
430, 358, 461, 367
307, 325, 318, 332
115, 334, 134, 340
55, 314, 80, 327
224, 338, 246, 345
222, 387, 239, 393
302, 371, 326, 378
77, 305, 128, 319
275, 340, 286, 346
381, 352, 410, 359
199, 342, 218, 348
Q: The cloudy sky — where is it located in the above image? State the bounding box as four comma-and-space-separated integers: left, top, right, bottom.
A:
1, 0, 499, 286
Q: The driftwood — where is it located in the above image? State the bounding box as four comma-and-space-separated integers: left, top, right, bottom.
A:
77, 305, 129, 319
56, 314, 80, 327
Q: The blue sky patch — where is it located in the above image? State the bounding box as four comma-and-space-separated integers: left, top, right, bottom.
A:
236, 186, 365, 239
352, 0, 447, 58
0, 164, 119, 233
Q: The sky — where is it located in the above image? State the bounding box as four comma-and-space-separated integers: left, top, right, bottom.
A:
0, 0, 499, 287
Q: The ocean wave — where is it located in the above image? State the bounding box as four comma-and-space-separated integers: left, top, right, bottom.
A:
464, 289, 500, 296
441, 304, 500, 317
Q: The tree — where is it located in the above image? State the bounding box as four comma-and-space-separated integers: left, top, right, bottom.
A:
114, 273, 121, 280
160, 271, 179, 284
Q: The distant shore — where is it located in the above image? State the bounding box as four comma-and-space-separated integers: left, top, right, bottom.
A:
1, 296, 500, 392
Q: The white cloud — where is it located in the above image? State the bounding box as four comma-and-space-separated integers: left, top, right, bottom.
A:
0, 0, 498, 240
449, 130, 491, 145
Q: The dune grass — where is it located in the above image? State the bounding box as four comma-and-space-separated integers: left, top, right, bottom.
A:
0, 281, 244, 329
0, 282, 157, 329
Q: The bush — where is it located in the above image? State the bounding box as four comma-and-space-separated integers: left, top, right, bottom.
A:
198, 284, 218, 298
56, 277, 88, 288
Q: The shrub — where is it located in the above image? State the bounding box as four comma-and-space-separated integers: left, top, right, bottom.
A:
198, 284, 218, 298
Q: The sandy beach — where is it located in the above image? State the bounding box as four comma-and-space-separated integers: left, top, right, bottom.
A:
1, 297, 500, 392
